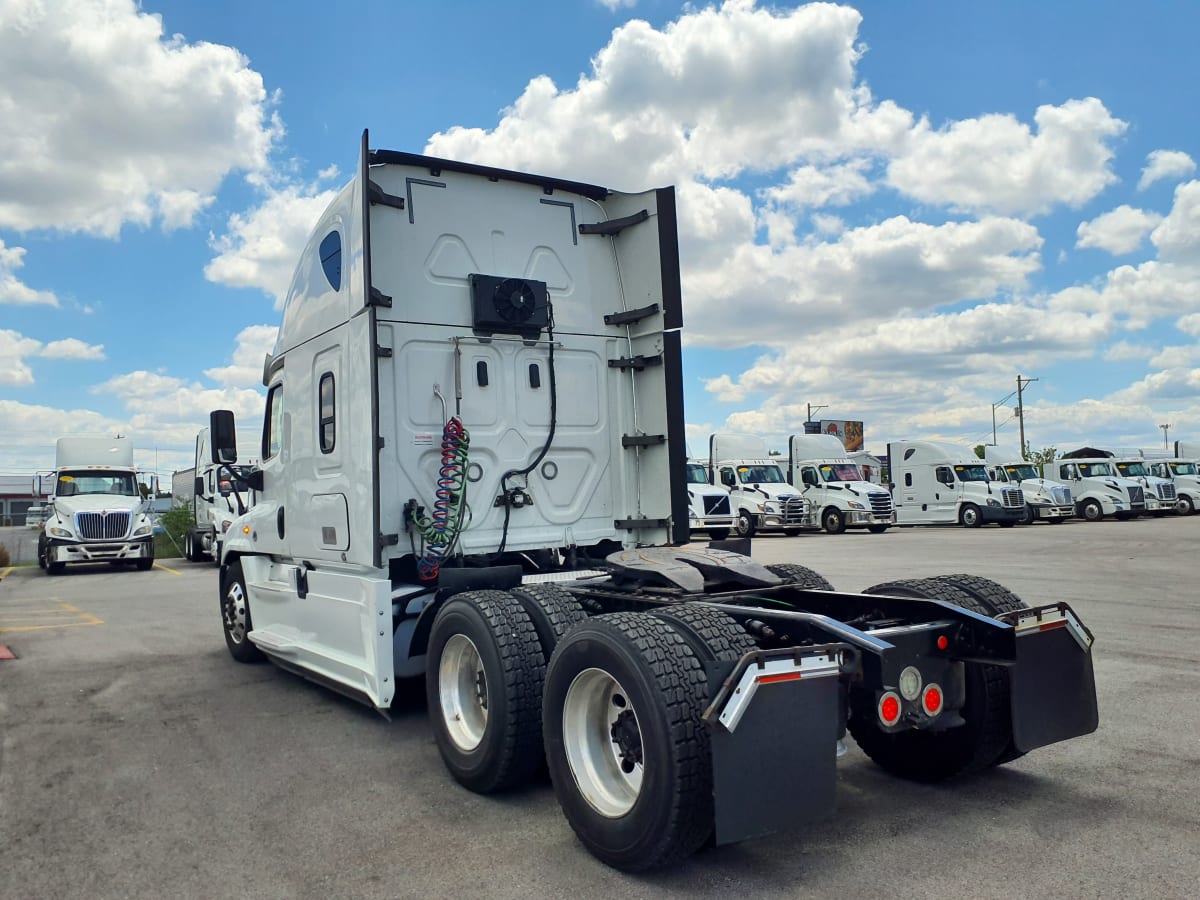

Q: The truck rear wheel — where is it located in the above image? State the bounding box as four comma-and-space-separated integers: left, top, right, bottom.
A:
510, 584, 588, 659
653, 603, 757, 662
543, 613, 712, 871
220, 559, 265, 663
426, 590, 545, 794
764, 563, 834, 591
849, 578, 1012, 781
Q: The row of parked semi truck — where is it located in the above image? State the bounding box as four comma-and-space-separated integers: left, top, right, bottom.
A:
686, 433, 1200, 537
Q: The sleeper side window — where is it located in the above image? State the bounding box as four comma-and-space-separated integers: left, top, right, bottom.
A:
264, 384, 284, 460
319, 232, 342, 291
318, 373, 335, 453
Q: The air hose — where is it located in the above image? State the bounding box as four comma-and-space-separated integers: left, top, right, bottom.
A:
412, 416, 470, 581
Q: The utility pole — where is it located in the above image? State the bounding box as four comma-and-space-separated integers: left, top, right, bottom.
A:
1016, 375, 1038, 456
1160, 423, 1171, 450
806, 403, 827, 424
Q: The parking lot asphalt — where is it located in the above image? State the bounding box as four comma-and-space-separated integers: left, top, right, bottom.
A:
1, 518, 1198, 899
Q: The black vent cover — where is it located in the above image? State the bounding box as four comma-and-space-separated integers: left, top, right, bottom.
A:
469, 274, 550, 338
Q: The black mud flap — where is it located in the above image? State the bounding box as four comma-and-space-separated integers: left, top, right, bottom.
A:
1000, 603, 1099, 753
704, 645, 851, 846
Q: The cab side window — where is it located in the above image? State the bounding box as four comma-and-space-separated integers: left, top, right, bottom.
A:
802, 467, 818, 486
264, 384, 284, 460
936, 466, 954, 486
720, 467, 736, 488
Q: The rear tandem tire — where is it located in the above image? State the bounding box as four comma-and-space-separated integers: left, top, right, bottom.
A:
426, 590, 545, 794
848, 578, 1014, 781
509, 584, 589, 660
543, 612, 713, 871
764, 562, 835, 591
653, 603, 758, 662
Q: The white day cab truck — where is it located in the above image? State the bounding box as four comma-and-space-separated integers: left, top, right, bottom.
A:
786, 433, 894, 534
888, 441, 1025, 527
205, 132, 1098, 871
36, 435, 157, 574
684, 459, 735, 540
1143, 454, 1200, 515
708, 433, 813, 537
981, 446, 1074, 525
1103, 450, 1178, 516
1053, 452, 1143, 521
172, 427, 254, 564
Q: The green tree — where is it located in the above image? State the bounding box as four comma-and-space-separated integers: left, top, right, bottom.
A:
973, 444, 986, 459
153, 502, 196, 558
1024, 443, 1057, 476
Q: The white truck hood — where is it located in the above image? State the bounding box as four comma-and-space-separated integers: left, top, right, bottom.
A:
52, 494, 144, 517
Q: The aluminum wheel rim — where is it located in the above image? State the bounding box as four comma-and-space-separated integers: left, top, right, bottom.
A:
563, 668, 643, 818
439, 634, 488, 752
223, 582, 247, 644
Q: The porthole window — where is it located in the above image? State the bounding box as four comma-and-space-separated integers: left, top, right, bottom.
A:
319, 373, 335, 453
319, 231, 342, 291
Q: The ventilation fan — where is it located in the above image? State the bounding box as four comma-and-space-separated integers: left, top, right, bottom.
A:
469, 273, 550, 338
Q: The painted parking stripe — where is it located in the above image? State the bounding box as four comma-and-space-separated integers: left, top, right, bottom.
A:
0, 600, 103, 633
0, 566, 14, 581
154, 563, 182, 576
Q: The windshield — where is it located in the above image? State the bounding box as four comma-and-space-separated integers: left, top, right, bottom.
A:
1115, 461, 1148, 477
1004, 464, 1039, 482
56, 470, 139, 497
820, 463, 862, 482
953, 464, 991, 483
686, 464, 709, 485
1170, 462, 1197, 476
738, 465, 786, 484
1077, 462, 1114, 477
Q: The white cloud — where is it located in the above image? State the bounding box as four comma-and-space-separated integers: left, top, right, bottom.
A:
1149, 345, 1200, 369
1149, 180, 1200, 264
1138, 150, 1196, 191
1075, 205, 1162, 255
1176, 313, 1200, 337
597, 0, 637, 10
887, 98, 1127, 215
40, 338, 106, 360
92, 370, 185, 399
204, 324, 279, 387
205, 180, 339, 307
0, 240, 58, 306
0, 329, 42, 386
762, 159, 875, 209
1103, 340, 1155, 362
0, 0, 282, 236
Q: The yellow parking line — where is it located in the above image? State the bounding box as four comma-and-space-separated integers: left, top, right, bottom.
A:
154, 563, 182, 576
0, 600, 103, 633
0, 566, 13, 580
57, 602, 104, 625
0, 621, 104, 633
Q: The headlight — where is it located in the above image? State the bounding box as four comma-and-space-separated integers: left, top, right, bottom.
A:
48, 525, 72, 538
763, 501, 779, 513
132, 524, 152, 537
847, 501, 865, 510
986, 498, 1001, 507
221, 521, 232, 533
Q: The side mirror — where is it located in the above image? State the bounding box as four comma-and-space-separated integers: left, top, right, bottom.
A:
194, 476, 204, 496
210, 409, 238, 464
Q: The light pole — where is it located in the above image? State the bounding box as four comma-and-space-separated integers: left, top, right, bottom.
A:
990, 389, 1018, 445
1160, 423, 1171, 450
806, 402, 827, 424
1016, 375, 1038, 456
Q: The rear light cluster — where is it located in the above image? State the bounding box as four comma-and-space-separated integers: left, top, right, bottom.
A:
876, 666, 944, 727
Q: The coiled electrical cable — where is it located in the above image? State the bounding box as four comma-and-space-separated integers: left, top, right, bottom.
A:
412, 416, 470, 581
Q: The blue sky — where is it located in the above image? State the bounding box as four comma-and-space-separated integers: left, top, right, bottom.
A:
3, 0, 1200, 479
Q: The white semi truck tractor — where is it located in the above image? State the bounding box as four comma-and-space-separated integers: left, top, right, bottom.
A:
888, 440, 1025, 527
708, 433, 813, 536
1145, 456, 1200, 515
1054, 451, 1143, 521
684, 459, 735, 540
981, 446, 1075, 524
205, 132, 1099, 871
787, 433, 894, 534
173, 427, 254, 564
36, 435, 156, 574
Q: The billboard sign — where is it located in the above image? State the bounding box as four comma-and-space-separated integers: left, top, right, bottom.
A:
819, 420, 864, 452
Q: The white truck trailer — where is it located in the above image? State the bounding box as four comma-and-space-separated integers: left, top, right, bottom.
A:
204, 132, 1098, 871
172, 427, 254, 564
684, 459, 735, 540
36, 435, 156, 574
981, 446, 1074, 524
787, 433, 893, 533
708, 433, 813, 536
888, 440, 1025, 527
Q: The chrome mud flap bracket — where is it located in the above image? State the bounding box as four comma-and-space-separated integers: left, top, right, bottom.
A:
703, 644, 856, 846
998, 603, 1099, 753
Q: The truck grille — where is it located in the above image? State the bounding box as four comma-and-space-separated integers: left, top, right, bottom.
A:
703, 495, 731, 515
1051, 485, 1072, 505
75, 511, 131, 540
1127, 486, 1145, 509
1001, 487, 1024, 508
781, 498, 808, 525
869, 493, 893, 516
1157, 483, 1177, 502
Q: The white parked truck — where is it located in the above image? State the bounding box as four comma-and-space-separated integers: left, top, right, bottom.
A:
684, 459, 735, 540
172, 427, 254, 564
1107, 454, 1177, 515
1144, 457, 1200, 515
787, 433, 893, 533
36, 435, 156, 574
888, 440, 1024, 527
205, 133, 1098, 871
1053, 452, 1142, 521
981, 446, 1074, 524
709, 433, 812, 536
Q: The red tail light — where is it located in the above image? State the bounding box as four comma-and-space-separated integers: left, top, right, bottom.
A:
922, 684, 943, 716
877, 691, 902, 726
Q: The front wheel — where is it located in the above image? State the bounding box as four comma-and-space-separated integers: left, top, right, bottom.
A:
959, 504, 982, 528
706, 527, 730, 541
1080, 499, 1103, 522
735, 511, 756, 538
867, 524, 889, 534
1179, 495, 1196, 515
1021, 504, 1036, 526
426, 590, 545, 794
544, 613, 712, 871
821, 507, 845, 534
999, 519, 1016, 528
220, 560, 266, 663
